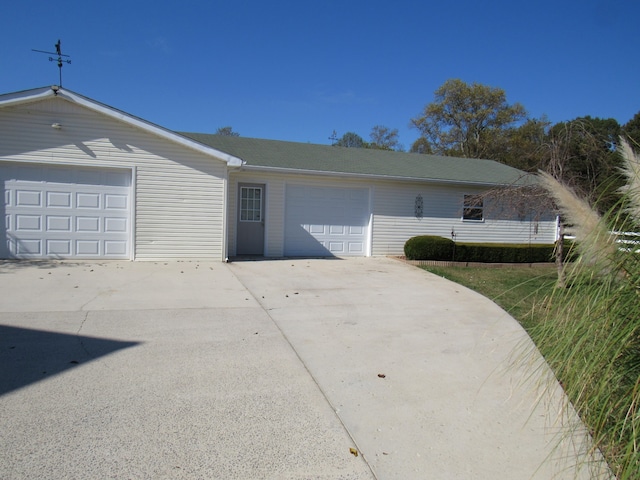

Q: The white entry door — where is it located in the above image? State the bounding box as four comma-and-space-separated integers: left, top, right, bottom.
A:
1, 163, 131, 259
284, 184, 369, 257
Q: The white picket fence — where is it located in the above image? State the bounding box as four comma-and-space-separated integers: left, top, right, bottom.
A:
562, 231, 640, 252
613, 231, 640, 253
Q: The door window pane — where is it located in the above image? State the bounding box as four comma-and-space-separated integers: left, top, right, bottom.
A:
240, 187, 262, 222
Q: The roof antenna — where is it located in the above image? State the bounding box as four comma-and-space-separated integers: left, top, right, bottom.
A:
32, 39, 71, 88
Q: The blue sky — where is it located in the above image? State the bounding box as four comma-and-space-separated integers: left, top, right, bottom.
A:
2, 0, 638, 148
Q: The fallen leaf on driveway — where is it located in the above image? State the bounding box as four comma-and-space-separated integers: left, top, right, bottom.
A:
349, 448, 358, 457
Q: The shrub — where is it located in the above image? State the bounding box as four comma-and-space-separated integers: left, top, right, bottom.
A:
404, 235, 454, 260
454, 243, 555, 263
404, 236, 571, 263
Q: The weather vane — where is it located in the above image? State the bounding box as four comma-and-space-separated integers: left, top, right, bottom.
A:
32, 39, 71, 87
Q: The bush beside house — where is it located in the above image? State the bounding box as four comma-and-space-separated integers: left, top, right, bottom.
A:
404, 235, 561, 263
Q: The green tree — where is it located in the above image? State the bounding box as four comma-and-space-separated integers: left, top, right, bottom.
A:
335, 131, 366, 148
215, 126, 240, 136
540, 117, 622, 210
411, 78, 527, 159
369, 125, 403, 151
622, 111, 640, 149
409, 136, 433, 154
501, 117, 550, 171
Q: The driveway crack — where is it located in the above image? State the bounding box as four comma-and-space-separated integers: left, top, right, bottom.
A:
75, 311, 93, 358
227, 265, 378, 479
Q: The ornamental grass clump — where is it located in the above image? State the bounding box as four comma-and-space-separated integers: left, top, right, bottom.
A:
532, 140, 640, 479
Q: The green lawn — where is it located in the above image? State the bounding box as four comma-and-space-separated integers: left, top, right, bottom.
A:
422, 264, 558, 332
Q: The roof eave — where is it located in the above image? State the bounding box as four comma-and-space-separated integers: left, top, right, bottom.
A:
239, 164, 527, 188
0, 86, 55, 108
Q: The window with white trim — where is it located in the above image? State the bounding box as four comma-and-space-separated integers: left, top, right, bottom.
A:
462, 194, 483, 221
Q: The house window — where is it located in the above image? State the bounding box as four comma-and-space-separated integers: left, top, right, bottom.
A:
462, 194, 483, 221
414, 194, 424, 219
240, 186, 262, 222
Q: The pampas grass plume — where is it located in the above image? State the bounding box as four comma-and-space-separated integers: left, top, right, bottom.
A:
618, 138, 640, 224
537, 171, 615, 267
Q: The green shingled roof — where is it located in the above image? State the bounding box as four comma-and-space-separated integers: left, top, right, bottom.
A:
180, 133, 533, 186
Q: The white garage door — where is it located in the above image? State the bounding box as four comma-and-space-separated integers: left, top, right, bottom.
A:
1, 163, 131, 259
284, 184, 369, 257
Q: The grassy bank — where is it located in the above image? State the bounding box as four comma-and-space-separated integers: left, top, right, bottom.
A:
422, 264, 557, 331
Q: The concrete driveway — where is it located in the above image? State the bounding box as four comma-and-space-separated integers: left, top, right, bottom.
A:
0, 258, 607, 479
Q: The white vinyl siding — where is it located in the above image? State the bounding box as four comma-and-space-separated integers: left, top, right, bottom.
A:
371, 181, 557, 256
229, 172, 557, 259
0, 98, 227, 260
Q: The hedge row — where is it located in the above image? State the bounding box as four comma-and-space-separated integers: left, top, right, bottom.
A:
404, 235, 572, 263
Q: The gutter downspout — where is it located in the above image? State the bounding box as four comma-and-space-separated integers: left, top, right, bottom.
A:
222, 173, 229, 262
223, 162, 245, 261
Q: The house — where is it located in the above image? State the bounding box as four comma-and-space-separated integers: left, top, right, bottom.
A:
0, 86, 557, 261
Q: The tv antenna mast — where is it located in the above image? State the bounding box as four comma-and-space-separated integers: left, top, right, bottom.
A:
32, 39, 71, 87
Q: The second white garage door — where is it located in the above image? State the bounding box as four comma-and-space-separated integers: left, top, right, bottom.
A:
1, 163, 131, 259
284, 184, 370, 257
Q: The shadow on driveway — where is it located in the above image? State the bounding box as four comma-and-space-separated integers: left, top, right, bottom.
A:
0, 324, 139, 396
0, 260, 93, 274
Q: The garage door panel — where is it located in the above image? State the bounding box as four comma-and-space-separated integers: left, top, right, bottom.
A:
309, 224, 326, 234
76, 217, 100, 232
47, 191, 71, 207
105, 241, 127, 256
47, 240, 71, 255
1, 163, 131, 259
348, 242, 364, 253
47, 216, 71, 231
16, 190, 42, 207
328, 241, 344, 253
16, 215, 41, 231
105, 194, 127, 209
105, 217, 127, 232
285, 184, 369, 257
17, 239, 41, 255
77, 193, 100, 209
76, 240, 100, 256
